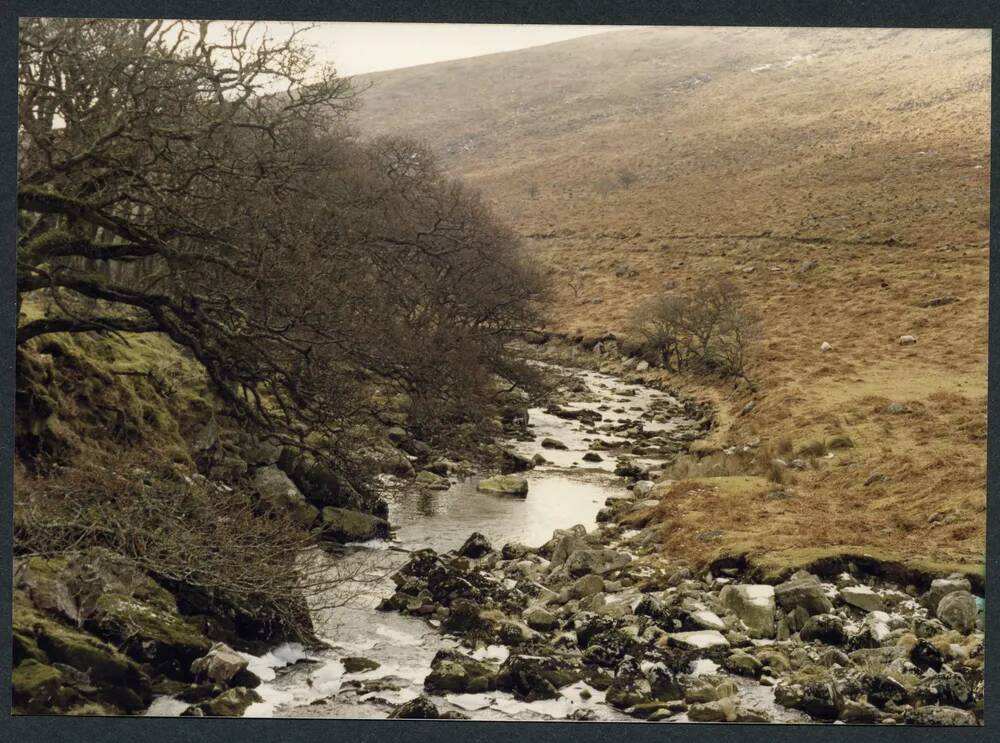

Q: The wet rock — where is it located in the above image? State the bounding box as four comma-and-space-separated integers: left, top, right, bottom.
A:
414, 470, 450, 490
541, 438, 569, 450
441, 598, 484, 633
496, 654, 582, 701
722, 650, 763, 677
684, 675, 739, 704
190, 642, 249, 685
190, 686, 262, 716
341, 657, 380, 674
800, 614, 847, 645
457, 532, 492, 559
582, 452, 603, 463
774, 574, 833, 616
936, 591, 977, 633
903, 705, 977, 726
719, 584, 775, 638
573, 612, 619, 648
686, 700, 732, 722
389, 695, 440, 719
476, 475, 528, 497
499, 449, 534, 474
320, 507, 389, 543
796, 680, 841, 721
424, 649, 498, 693
840, 585, 884, 613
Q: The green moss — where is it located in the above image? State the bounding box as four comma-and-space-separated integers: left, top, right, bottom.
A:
200, 687, 263, 716
321, 507, 389, 542
94, 592, 210, 655
12, 659, 64, 705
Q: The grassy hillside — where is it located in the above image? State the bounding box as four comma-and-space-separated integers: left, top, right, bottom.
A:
352, 26, 990, 574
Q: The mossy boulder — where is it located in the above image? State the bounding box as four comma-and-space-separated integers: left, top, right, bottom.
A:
90, 592, 211, 677
321, 506, 390, 543
12, 659, 65, 712
186, 686, 262, 717
476, 475, 529, 497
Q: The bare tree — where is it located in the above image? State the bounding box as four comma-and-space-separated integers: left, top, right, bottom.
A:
632, 278, 760, 386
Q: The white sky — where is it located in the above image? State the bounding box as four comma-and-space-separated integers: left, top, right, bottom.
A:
247, 22, 620, 76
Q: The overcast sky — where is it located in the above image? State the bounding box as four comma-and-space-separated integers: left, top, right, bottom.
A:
249, 22, 619, 76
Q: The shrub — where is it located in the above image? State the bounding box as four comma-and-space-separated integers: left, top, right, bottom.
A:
632, 278, 761, 387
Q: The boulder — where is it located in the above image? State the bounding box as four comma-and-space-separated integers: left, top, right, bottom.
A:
476, 475, 529, 497
668, 630, 730, 651
320, 507, 390, 543
688, 609, 727, 632
570, 574, 605, 599
523, 607, 559, 632
190, 642, 248, 685
457, 532, 493, 559
251, 465, 318, 527
563, 548, 631, 578
499, 449, 534, 474
774, 574, 833, 616
424, 649, 498, 694
389, 695, 440, 719
925, 577, 972, 613
913, 670, 971, 708
497, 654, 583, 701
936, 590, 978, 633
910, 639, 944, 672
719, 584, 776, 638
191, 686, 262, 716
541, 438, 568, 450
800, 614, 847, 645
341, 657, 380, 674
840, 585, 884, 613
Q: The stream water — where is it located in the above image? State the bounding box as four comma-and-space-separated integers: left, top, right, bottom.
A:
147, 363, 702, 721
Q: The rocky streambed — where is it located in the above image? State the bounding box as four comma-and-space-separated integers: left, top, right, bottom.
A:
148, 360, 983, 725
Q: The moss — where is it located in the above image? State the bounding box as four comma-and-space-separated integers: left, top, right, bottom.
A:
12, 659, 64, 707
321, 506, 390, 542
93, 592, 211, 657
200, 687, 263, 716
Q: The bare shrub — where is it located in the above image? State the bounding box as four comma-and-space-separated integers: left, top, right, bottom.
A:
14, 454, 390, 638
632, 278, 761, 387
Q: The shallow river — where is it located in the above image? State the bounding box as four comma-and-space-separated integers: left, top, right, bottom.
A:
147, 363, 700, 721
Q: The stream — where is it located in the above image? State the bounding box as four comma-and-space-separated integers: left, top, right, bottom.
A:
237, 364, 699, 721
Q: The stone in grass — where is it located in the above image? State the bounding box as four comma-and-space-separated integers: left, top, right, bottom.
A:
476, 475, 529, 497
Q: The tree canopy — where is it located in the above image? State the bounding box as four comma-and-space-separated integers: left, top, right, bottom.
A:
17, 18, 544, 472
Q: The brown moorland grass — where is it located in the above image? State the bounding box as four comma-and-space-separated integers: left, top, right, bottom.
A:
353, 26, 989, 576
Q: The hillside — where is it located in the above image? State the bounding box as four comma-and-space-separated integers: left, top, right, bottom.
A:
352, 26, 991, 575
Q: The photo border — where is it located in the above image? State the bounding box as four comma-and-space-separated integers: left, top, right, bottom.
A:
1, 2, 996, 741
